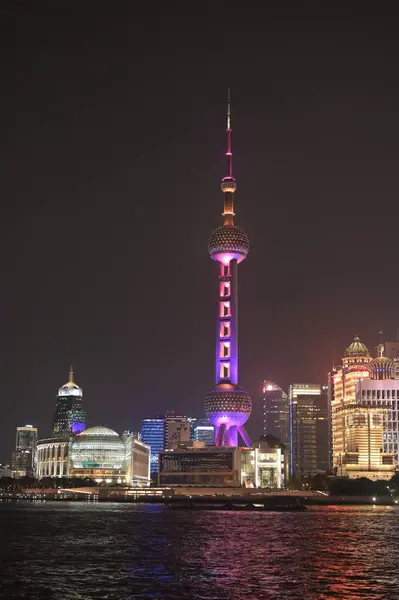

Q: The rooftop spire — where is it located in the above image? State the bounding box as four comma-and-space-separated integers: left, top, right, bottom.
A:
221, 89, 236, 222
69, 365, 74, 383
226, 88, 232, 177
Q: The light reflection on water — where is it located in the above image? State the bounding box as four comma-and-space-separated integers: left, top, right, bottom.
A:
0, 503, 399, 599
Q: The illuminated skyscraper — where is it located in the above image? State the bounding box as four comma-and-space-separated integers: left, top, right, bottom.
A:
357, 343, 399, 467
52, 367, 87, 437
262, 381, 289, 445
140, 417, 164, 474
204, 91, 252, 447
289, 384, 329, 478
330, 336, 395, 480
191, 418, 215, 446
11, 424, 38, 476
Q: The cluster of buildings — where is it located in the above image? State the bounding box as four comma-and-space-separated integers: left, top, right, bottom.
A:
3, 95, 398, 491
7, 368, 151, 486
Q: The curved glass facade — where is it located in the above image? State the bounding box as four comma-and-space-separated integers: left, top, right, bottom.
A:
70, 426, 126, 470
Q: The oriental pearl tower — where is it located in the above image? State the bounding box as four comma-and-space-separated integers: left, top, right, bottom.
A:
204, 91, 252, 447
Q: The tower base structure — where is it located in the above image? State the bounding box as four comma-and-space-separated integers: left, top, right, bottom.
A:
205, 383, 252, 448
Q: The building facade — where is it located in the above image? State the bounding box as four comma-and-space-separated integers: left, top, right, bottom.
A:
36, 427, 150, 484
164, 413, 190, 449
11, 424, 38, 476
123, 433, 151, 486
262, 381, 289, 446
191, 418, 215, 446
140, 417, 165, 474
356, 345, 399, 467
289, 384, 329, 478
52, 368, 87, 437
330, 337, 395, 480
158, 443, 286, 488
36, 437, 70, 478
204, 92, 252, 448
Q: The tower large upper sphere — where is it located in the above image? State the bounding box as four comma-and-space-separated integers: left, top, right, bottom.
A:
208, 224, 249, 263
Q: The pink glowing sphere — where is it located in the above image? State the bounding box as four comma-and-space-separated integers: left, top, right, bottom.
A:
205, 383, 252, 428
208, 224, 249, 263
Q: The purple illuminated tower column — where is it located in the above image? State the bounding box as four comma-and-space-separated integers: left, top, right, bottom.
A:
204, 91, 252, 448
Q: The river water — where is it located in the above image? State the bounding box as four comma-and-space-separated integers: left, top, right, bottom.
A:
0, 503, 398, 599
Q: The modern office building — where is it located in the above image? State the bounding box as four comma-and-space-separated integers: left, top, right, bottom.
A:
140, 417, 165, 474
52, 367, 87, 437
158, 441, 286, 488
164, 412, 190, 449
0, 464, 12, 478
289, 384, 329, 478
330, 336, 395, 480
204, 91, 252, 448
262, 381, 289, 445
11, 424, 38, 477
191, 418, 215, 446
122, 433, 151, 486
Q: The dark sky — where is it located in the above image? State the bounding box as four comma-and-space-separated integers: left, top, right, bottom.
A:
1, 4, 399, 461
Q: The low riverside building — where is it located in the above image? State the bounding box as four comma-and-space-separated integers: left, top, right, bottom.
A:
36, 426, 150, 485
158, 441, 286, 488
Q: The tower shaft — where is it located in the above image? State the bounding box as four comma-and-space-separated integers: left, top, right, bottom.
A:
216, 259, 238, 385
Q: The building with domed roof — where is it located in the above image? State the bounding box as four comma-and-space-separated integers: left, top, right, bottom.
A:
329, 337, 395, 479
36, 425, 150, 484
356, 343, 399, 467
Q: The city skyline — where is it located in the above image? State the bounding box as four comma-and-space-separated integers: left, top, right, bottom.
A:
2, 7, 399, 461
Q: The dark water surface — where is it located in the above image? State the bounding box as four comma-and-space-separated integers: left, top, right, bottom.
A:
1, 503, 399, 599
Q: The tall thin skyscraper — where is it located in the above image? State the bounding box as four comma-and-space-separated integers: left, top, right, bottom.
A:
262, 381, 289, 445
289, 384, 329, 478
11, 424, 38, 476
204, 91, 252, 448
140, 417, 164, 474
52, 367, 87, 437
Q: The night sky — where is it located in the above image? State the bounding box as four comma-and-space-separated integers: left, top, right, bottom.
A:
1, 5, 399, 461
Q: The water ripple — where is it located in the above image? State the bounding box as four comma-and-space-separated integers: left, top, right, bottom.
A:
0, 503, 399, 599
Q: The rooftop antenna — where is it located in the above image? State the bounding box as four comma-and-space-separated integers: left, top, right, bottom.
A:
68, 365, 74, 383
226, 87, 232, 178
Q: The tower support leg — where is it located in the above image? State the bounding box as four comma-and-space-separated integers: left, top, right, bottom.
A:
227, 425, 238, 446
238, 425, 252, 448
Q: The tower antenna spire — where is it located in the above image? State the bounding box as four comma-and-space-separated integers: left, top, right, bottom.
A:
69, 365, 74, 383
226, 88, 232, 178
221, 89, 236, 222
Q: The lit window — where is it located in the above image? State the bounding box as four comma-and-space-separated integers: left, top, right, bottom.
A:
220, 363, 230, 379
220, 322, 230, 338
220, 302, 231, 317
220, 342, 230, 358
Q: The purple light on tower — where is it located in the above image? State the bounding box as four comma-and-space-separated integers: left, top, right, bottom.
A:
204, 90, 252, 448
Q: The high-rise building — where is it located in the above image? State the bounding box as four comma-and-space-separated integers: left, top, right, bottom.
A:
262, 381, 289, 446
289, 384, 329, 479
329, 336, 395, 480
140, 417, 165, 474
204, 91, 252, 448
164, 412, 190, 449
11, 424, 38, 476
384, 340, 399, 378
52, 367, 87, 437
191, 418, 215, 446
356, 343, 399, 467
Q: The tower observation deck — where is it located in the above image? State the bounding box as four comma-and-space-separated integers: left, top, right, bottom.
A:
204, 91, 252, 448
